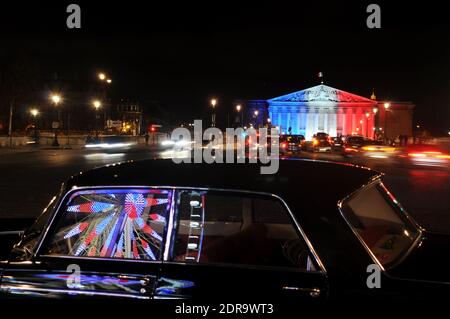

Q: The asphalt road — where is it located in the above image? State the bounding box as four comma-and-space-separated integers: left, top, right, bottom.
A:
0, 146, 449, 233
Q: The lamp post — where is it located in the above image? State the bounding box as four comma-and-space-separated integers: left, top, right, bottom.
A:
97, 72, 112, 130
51, 94, 61, 147
365, 112, 370, 138
236, 104, 243, 127
92, 100, 102, 139
372, 107, 378, 139
30, 108, 39, 144
384, 102, 390, 144
254, 110, 259, 129
210, 98, 217, 127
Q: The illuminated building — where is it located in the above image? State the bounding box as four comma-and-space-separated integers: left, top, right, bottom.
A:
243, 84, 414, 140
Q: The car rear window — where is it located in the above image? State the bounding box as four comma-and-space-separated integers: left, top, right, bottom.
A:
341, 182, 420, 267
44, 189, 172, 260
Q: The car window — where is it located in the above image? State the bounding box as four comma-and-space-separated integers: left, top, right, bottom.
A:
341, 182, 420, 267
173, 190, 318, 271
44, 189, 172, 260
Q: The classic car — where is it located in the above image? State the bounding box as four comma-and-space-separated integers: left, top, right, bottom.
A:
0, 159, 449, 304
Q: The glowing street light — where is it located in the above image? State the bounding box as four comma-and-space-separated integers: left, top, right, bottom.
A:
30, 108, 39, 117
98, 73, 106, 81
210, 98, 217, 127
106, 79, 112, 84
92, 100, 102, 137
253, 110, 260, 129
51, 94, 61, 105
373, 107, 378, 114
364, 112, 371, 137
49, 93, 63, 146
29, 108, 40, 144
384, 102, 391, 144
92, 100, 102, 110
235, 104, 243, 126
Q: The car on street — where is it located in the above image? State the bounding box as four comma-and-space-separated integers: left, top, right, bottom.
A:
85, 135, 135, 150
343, 135, 378, 156
307, 133, 332, 152
403, 145, 450, 167
279, 135, 305, 155
1, 159, 450, 303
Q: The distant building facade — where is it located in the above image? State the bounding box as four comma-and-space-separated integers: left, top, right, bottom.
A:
243, 84, 414, 140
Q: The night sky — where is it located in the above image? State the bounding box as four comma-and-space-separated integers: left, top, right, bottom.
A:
1, 1, 450, 133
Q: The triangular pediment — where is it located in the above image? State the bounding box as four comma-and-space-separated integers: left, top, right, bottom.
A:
268, 84, 375, 103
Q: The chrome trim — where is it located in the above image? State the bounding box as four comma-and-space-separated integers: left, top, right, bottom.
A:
34, 185, 326, 274
163, 190, 176, 261
282, 286, 321, 298
154, 295, 187, 300
273, 193, 326, 273
39, 254, 163, 265
1, 285, 150, 300
337, 176, 423, 272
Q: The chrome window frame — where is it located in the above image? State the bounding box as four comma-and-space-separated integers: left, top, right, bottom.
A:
34, 186, 175, 262
33, 185, 326, 274
337, 176, 423, 272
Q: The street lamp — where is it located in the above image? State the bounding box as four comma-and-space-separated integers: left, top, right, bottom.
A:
365, 112, 370, 138
97, 72, 112, 130
30, 108, 39, 118
93, 100, 102, 110
92, 100, 102, 138
50, 93, 62, 147
51, 94, 61, 105
30, 108, 39, 144
254, 110, 259, 129
384, 102, 390, 144
210, 98, 217, 127
371, 107, 379, 139
235, 104, 243, 127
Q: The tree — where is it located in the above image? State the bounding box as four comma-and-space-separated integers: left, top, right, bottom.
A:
0, 51, 39, 143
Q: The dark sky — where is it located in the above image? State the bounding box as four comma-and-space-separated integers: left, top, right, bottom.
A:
1, 0, 450, 133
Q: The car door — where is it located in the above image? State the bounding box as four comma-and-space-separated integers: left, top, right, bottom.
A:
1, 187, 173, 300
155, 189, 328, 302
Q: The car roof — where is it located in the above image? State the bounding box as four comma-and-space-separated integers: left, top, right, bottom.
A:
66, 159, 379, 207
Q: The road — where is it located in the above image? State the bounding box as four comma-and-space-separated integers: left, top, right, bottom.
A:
0, 146, 449, 233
